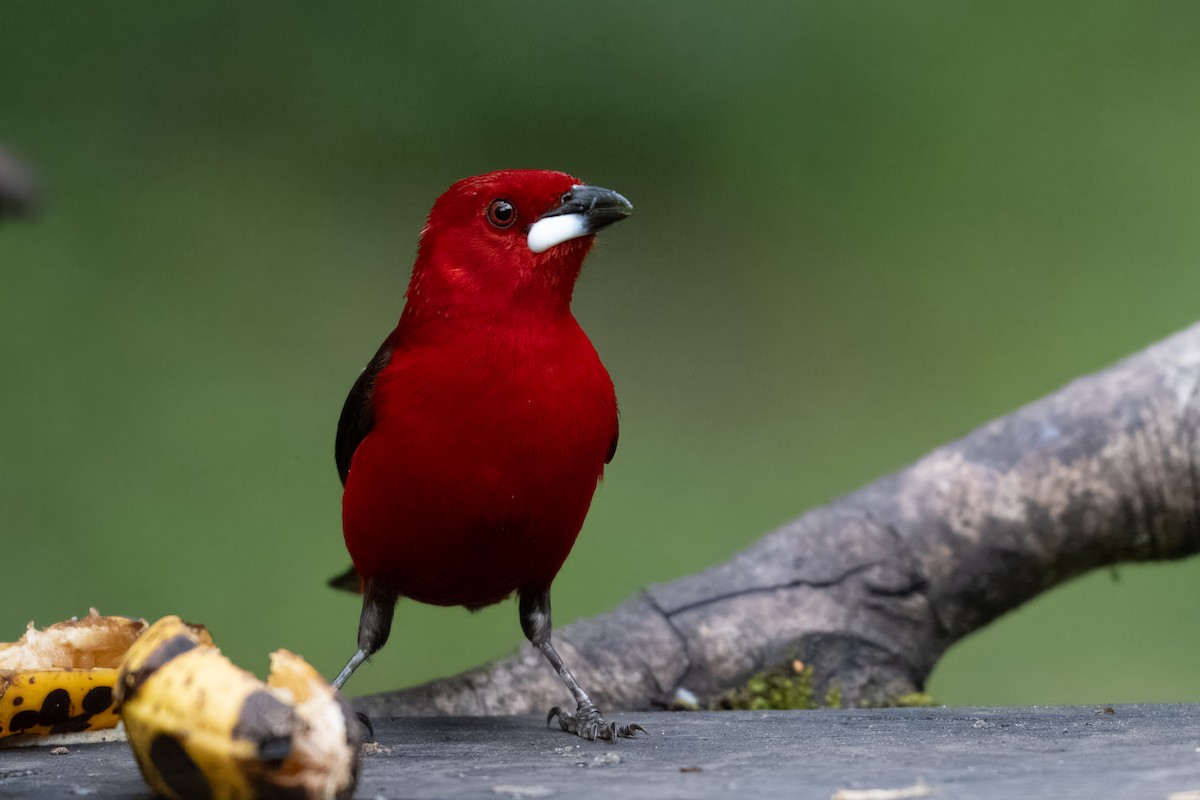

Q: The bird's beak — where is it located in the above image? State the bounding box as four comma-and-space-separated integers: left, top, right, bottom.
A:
527, 185, 633, 254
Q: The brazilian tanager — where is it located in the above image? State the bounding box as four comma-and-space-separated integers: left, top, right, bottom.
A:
329, 170, 640, 740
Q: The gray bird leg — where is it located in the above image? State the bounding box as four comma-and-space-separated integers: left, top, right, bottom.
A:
519, 588, 646, 741
333, 580, 397, 690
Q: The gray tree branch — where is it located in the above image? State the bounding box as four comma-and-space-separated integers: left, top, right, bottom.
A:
358, 323, 1200, 715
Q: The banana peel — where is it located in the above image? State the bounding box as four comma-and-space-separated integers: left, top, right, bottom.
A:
115, 616, 361, 800
0, 609, 147, 740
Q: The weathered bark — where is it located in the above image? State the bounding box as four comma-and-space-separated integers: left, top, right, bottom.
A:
358, 324, 1200, 715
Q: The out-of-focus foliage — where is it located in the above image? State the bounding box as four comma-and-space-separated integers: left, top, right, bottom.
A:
2, 2, 1199, 704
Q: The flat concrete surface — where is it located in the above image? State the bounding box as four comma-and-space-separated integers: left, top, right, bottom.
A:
2, 705, 1199, 799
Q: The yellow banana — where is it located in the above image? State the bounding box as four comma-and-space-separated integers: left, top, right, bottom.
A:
0, 610, 146, 741
115, 616, 360, 800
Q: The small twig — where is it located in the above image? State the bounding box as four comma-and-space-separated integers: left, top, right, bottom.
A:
832, 779, 933, 800
0, 147, 39, 219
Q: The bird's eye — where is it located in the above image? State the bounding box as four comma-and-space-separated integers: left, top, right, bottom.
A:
486, 199, 516, 229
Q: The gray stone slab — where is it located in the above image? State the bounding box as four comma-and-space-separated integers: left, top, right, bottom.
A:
1, 705, 1198, 799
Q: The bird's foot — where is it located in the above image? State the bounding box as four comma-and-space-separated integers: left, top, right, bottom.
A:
547, 702, 646, 741
354, 711, 375, 742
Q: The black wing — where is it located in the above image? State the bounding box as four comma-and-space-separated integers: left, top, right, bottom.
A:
606, 418, 619, 464
334, 339, 394, 486
329, 340, 393, 595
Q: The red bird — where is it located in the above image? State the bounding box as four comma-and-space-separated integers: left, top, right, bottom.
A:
329, 170, 640, 740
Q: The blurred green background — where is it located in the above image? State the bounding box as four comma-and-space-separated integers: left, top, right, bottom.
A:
3, 3, 1199, 706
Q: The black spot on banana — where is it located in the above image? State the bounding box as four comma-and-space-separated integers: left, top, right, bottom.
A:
0, 610, 146, 741
115, 616, 361, 800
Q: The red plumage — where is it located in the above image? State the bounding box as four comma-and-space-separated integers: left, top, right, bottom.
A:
341, 170, 617, 607
331, 170, 639, 739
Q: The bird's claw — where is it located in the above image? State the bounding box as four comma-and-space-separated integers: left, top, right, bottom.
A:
355, 711, 376, 742
547, 702, 646, 741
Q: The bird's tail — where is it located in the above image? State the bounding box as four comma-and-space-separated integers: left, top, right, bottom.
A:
327, 565, 363, 594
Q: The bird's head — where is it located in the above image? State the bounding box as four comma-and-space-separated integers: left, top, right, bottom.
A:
406, 170, 632, 319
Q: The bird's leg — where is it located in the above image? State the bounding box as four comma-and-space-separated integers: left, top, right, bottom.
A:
332, 580, 397, 741
518, 588, 645, 742
333, 579, 397, 690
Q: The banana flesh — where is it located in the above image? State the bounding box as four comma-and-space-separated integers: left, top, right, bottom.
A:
115, 616, 360, 800
0, 610, 146, 741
